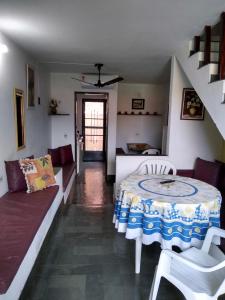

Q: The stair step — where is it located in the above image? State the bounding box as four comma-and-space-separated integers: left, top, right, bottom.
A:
210, 74, 220, 83
190, 50, 196, 56
199, 61, 205, 68
221, 95, 225, 104
198, 61, 218, 69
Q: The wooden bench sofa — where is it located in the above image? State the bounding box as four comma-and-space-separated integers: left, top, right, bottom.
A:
0, 168, 63, 300
48, 144, 76, 204
0, 146, 76, 299
177, 157, 225, 229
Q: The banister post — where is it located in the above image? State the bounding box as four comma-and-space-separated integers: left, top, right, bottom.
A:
219, 12, 225, 80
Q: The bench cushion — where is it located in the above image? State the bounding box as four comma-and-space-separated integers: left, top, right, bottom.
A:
5, 156, 34, 192
194, 157, 221, 187
0, 185, 59, 294
62, 162, 75, 192
59, 144, 74, 166
48, 148, 61, 167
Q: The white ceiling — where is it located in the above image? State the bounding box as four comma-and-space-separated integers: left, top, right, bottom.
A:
0, 0, 225, 83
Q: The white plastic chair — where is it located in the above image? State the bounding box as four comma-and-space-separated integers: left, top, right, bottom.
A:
142, 149, 160, 155
133, 159, 176, 175
149, 227, 225, 300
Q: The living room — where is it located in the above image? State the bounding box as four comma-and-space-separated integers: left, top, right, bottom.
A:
1, 1, 225, 299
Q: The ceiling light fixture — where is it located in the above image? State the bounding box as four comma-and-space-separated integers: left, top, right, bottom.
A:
0, 44, 8, 54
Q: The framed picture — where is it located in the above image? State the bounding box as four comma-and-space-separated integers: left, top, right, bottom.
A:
132, 98, 145, 110
27, 64, 35, 108
14, 88, 26, 150
180, 88, 205, 120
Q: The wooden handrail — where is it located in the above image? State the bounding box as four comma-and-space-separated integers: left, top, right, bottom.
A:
204, 26, 211, 65
219, 12, 225, 80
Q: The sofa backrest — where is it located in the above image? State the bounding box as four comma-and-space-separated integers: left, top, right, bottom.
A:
194, 157, 221, 188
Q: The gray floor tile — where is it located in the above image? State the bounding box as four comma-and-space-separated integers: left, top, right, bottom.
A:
20, 162, 184, 300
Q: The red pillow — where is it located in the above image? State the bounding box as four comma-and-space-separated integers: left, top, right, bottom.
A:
59, 144, 74, 165
48, 148, 61, 167
5, 155, 34, 192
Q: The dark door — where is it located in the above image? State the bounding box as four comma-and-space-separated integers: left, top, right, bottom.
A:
82, 99, 106, 161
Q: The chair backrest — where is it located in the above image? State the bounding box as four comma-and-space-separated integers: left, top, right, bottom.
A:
133, 159, 176, 175
142, 149, 160, 155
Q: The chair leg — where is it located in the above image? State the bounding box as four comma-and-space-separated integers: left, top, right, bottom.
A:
135, 236, 142, 274
149, 266, 161, 300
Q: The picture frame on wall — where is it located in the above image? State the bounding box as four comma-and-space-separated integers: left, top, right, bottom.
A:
180, 88, 205, 120
27, 64, 35, 108
132, 98, 145, 110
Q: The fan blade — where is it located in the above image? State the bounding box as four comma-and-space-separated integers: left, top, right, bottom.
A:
71, 77, 95, 86
100, 76, 124, 87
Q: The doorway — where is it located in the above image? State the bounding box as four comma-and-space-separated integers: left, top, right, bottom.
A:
82, 99, 106, 161
74, 92, 108, 166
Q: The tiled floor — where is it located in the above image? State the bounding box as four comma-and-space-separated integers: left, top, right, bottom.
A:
20, 162, 185, 300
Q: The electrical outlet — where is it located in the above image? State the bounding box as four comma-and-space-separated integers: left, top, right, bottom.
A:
0, 176, 3, 182
64, 134, 68, 139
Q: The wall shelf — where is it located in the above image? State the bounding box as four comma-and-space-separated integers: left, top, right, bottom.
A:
117, 113, 162, 116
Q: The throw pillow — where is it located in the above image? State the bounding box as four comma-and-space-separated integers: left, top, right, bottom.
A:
5, 155, 34, 192
19, 155, 56, 193
59, 144, 73, 165
48, 147, 61, 167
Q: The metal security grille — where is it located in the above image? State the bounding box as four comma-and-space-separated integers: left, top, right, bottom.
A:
83, 101, 104, 152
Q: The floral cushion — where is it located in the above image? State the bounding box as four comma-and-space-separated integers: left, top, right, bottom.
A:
19, 155, 56, 193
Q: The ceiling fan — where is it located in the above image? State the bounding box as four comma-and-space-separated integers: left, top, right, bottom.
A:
72, 63, 124, 88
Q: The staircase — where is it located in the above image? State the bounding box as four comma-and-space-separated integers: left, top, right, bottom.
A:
176, 13, 225, 139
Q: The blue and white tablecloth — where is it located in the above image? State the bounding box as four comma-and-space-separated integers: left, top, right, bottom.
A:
113, 174, 222, 250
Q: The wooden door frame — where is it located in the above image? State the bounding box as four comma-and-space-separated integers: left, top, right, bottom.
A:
74, 92, 109, 168
82, 98, 107, 156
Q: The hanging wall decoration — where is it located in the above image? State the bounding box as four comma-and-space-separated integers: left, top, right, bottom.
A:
180, 88, 205, 120
14, 88, 26, 150
132, 98, 145, 110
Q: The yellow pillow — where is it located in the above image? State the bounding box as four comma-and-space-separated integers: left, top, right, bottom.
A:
19, 155, 56, 193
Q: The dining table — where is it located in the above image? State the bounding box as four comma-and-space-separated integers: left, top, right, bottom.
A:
113, 174, 222, 273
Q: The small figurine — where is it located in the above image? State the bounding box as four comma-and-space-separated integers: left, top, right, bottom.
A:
49, 99, 59, 114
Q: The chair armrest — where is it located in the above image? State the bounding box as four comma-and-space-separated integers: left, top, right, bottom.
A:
162, 249, 225, 273
202, 227, 225, 253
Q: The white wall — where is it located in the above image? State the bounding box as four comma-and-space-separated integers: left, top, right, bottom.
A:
167, 56, 223, 169
117, 83, 169, 151
115, 58, 223, 188
50, 73, 118, 175
0, 32, 51, 196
